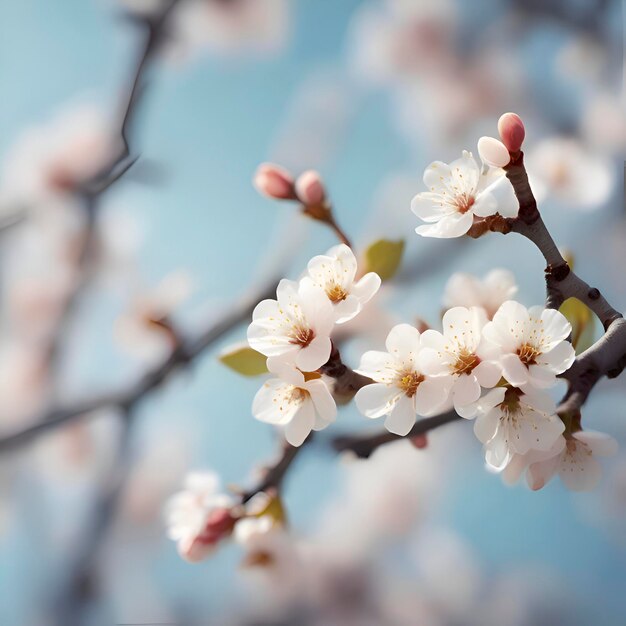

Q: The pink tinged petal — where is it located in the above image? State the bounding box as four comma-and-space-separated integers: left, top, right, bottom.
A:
456, 400, 479, 419
276, 278, 299, 303
478, 136, 510, 168
539, 308, 572, 345
525, 365, 557, 389
473, 408, 500, 444
422, 160, 452, 192
417, 346, 451, 376
470, 191, 498, 218
384, 394, 416, 436
481, 174, 519, 218
537, 340, 575, 373
473, 360, 502, 388
484, 437, 512, 471
356, 350, 397, 383
527, 456, 560, 490
411, 192, 450, 221
449, 151, 480, 191
331, 243, 358, 283
414, 377, 452, 416
306, 379, 337, 424
332, 296, 362, 325
416, 212, 473, 238
558, 446, 602, 492
419, 329, 447, 351
295, 169, 325, 205
498, 112, 525, 153
295, 335, 332, 371
574, 431, 618, 457
500, 353, 529, 386
252, 380, 302, 425
355, 383, 402, 418
385, 323, 421, 363
502, 454, 528, 485
284, 401, 315, 447
351, 272, 381, 305
266, 358, 304, 384
452, 374, 481, 410
514, 412, 564, 455
298, 279, 335, 335
254, 163, 295, 199
521, 388, 557, 414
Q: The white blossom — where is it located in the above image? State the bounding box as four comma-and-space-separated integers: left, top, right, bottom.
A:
526, 430, 618, 492
411, 150, 518, 238
302, 244, 381, 324
472, 387, 565, 471
252, 359, 336, 446
247, 278, 335, 372
418, 307, 502, 416
482, 301, 575, 390
442, 269, 518, 319
165, 471, 235, 562
354, 324, 451, 436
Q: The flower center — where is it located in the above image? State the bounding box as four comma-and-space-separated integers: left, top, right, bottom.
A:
454, 350, 480, 375
326, 282, 348, 303
398, 370, 424, 397
290, 325, 315, 347
517, 342, 541, 366
456, 194, 475, 214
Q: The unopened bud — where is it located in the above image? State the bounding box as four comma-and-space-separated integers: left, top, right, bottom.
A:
409, 434, 428, 449
178, 507, 237, 563
253, 163, 296, 200
497, 112, 525, 153
295, 170, 326, 206
477, 136, 510, 168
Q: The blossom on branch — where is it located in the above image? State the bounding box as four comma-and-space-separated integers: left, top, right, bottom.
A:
471, 386, 565, 471
417, 307, 502, 416
252, 360, 336, 446
247, 278, 335, 371
442, 269, 518, 319
165, 471, 237, 562
482, 301, 575, 390
354, 324, 450, 436
526, 430, 618, 492
302, 244, 381, 324
411, 150, 518, 238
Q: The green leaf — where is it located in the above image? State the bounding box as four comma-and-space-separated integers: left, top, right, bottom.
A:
364, 239, 405, 281
559, 297, 596, 354
219, 343, 268, 376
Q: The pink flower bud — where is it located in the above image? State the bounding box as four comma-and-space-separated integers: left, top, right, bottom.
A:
253, 163, 296, 200
178, 507, 237, 563
497, 112, 525, 153
477, 136, 510, 168
295, 170, 326, 206
409, 434, 428, 449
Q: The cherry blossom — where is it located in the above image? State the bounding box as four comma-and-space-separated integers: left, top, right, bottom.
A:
354, 324, 451, 436
472, 387, 565, 471
301, 244, 381, 324
252, 360, 336, 446
418, 307, 502, 416
442, 269, 518, 319
482, 301, 575, 390
165, 471, 236, 562
411, 150, 518, 238
247, 278, 335, 372
526, 430, 618, 492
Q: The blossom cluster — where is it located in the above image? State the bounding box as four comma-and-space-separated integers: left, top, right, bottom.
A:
165, 471, 289, 565
247, 244, 381, 446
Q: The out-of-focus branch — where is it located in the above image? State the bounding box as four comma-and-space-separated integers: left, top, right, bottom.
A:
0, 278, 278, 453
239, 437, 308, 504
332, 410, 461, 459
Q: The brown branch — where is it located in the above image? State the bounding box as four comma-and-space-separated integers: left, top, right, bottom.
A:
319, 343, 372, 397
332, 410, 461, 459
240, 437, 308, 504
0, 278, 279, 453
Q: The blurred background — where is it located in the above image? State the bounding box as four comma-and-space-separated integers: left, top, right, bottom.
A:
0, 0, 625, 624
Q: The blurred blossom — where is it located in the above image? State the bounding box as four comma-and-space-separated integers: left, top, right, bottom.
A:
0, 104, 115, 211
581, 92, 626, 155
121, 0, 290, 61
347, 0, 457, 85
114, 270, 193, 362
526, 137, 614, 210
442, 269, 518, 319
